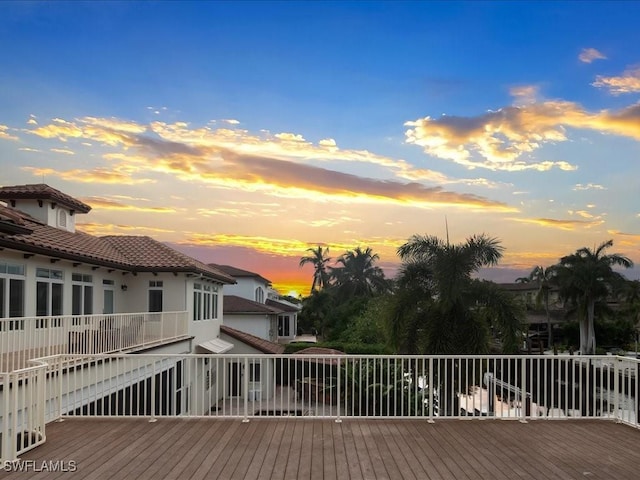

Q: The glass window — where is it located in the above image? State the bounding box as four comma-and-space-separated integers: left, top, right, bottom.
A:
1, 263, 26, 321
9, 279, 24, 318
72, 273, 93, 316
149, 281, 163, 313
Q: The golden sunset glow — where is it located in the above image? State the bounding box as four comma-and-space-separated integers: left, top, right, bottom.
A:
2, 2, 639, 295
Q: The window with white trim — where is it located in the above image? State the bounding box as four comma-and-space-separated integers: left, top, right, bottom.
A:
0, 262, 25, 330
72, 273, 93, 319
255, 286, 264, 303
193, 283, 218, 320
36, 268, 63, 327
278, 314, 291, 337
148, 280, 163, 312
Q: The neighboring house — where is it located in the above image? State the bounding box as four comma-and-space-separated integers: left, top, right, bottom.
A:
212, 264, 300, 343
0, 184, 236, 351
498, 282, 565, 350
222, 295, 282, 342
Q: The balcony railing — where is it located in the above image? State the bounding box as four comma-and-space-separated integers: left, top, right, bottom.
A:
2, 352, 638, 462
0, 312, 189, 373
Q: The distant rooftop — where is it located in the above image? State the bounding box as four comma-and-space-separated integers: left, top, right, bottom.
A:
223, 295, 283, 315
212, 264, 272, 285
220, 325, 285, 354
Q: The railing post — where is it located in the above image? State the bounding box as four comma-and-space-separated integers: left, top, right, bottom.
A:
149, 361, 157, 422
1, 372, 13, 461
335, 357, 342, 423
520, 356, 528, 423
614, 357, 620, 423
243, 357, 250, 423
428, 357, 434, 423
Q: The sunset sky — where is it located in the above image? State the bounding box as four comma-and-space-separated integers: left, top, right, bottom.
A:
1, 1, 640, 296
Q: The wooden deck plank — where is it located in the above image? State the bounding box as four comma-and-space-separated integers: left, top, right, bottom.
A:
162, 420, 226, 479
282, 419, 305, 480
391, 421, 444, 480
12, 418, 640, 480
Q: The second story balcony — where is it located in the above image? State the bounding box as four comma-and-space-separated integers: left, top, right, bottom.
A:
0, 311, 190, 373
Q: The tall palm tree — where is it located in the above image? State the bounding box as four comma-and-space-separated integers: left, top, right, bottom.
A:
527, 266, 555, 346
299, 245, 331, 292
553, 240, 633, 354
395, 233, 523, 354
329, 246, 389, 298
394, 233, 523, 416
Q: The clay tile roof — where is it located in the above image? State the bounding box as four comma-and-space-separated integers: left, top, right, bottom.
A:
0, 205, 32, 234
292, 347, 345, 365
220, 325, 285, 354
0, 184, 91, 213
0, 209, 234, 281
101, 236, 235, 283
210, 264, 272, 285
223, 295, 283, 314
0, 215, 132, 266
266, 298, 300, 312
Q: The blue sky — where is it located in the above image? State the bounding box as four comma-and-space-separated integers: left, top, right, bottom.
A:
2, 1, 640, 294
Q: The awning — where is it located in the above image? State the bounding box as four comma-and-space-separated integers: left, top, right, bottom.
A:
198, 338, 234, 354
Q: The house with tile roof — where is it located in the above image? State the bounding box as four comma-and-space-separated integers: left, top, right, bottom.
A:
212, 264, 301, 343
0, 184, 236, 351
0, 183, 243, 418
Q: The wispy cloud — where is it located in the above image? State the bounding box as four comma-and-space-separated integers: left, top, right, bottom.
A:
80, 197, 176, 213
182, 233, 404, 258
78, 222, 175, 236
512, 217, 604, 230
0, 125, 18, 141
573, 183, 606, 191
405, 100, 640, 171
593, 66, 640, 95
22, 166, 156, 185
509, 85, 539, 104
50, 148, 75, 155
579, 47, 607, 64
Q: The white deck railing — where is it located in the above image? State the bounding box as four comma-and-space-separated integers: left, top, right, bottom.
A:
2, 352, 638, 461
1, 359, 47, 461
0, 312, 189, 373
47, 354, 640, 423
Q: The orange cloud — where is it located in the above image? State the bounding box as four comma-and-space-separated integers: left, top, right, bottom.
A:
0, 125, 18, 141
81, 197, 176, 213
22, 167, 155, 185
593, 66, 640, 94
405, 100, 640, 170
26, 116, 516, 211
78, 222, 175, 236
511, 217, 604, 230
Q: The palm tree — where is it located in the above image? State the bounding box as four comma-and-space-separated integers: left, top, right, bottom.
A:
299, 245, 331, 292
526, 266, 555, 347
553, 240, 633, 354
394, 233, 524, 416
329, 246, 390, 298
395, 233, 523, 354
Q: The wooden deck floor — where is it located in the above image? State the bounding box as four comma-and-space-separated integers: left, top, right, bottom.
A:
13, 418, 640, 479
